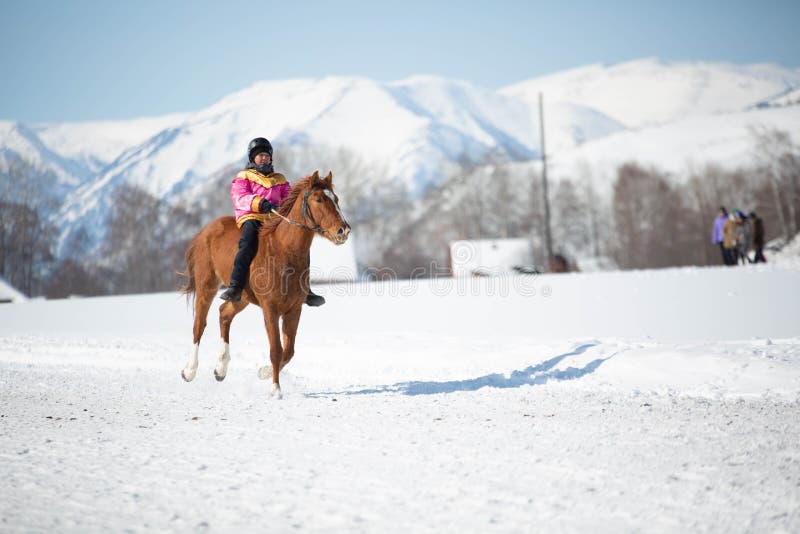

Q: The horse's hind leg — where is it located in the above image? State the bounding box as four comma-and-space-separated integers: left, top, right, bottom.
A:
181, 281, 217, 382
214, 300, 248, 381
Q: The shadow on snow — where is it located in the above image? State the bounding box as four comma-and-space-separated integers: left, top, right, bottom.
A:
307, 342, 614, 398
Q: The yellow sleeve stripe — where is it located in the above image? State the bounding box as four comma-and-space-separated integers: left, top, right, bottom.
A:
251, 196, 264, 212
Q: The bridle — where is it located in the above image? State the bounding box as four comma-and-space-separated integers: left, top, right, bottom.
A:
269, 185, 329, 236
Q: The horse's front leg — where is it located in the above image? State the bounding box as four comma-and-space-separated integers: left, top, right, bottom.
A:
279, 305, 302, 372
259, 306, 284, 399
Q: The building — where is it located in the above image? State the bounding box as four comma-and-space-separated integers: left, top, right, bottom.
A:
310, 237, 358, 282
0, 276, 28, 304
449, 238, 537, 277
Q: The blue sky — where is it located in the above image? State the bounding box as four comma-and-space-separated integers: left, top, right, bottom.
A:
1, 0, 798, 123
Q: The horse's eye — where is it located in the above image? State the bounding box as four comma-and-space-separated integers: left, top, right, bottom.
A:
316, 197, 323, 203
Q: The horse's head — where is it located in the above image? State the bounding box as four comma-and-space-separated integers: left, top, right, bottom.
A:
301, 170, 351, 245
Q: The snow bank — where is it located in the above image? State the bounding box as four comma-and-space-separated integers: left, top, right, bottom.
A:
771, 233, 800, 267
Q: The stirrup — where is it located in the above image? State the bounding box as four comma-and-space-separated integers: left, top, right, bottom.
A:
220, 286, 242, 302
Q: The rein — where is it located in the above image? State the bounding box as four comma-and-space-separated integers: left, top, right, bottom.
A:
270, 186, 327, 236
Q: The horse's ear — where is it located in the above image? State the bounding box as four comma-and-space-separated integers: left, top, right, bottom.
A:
324, 171, 333, 187
311, 170, 320, 181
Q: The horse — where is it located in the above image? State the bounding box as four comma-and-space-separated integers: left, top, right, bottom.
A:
178, 170, 350, 398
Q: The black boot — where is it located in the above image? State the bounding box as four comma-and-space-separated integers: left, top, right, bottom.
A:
220, 286, 243, 303
223, 221, 262, 304
305, 289, 325, 307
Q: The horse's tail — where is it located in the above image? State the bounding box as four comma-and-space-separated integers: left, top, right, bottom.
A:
177, 237, 198, 307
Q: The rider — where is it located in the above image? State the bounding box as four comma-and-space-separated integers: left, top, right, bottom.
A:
220, 137, 325, 306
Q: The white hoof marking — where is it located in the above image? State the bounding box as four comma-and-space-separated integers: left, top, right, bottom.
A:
182, 343, 199, 382
181, 367, 197, 382
214, 342, 231, 379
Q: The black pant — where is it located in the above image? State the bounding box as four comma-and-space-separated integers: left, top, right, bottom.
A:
722, 247, 737, 266
718, 243, 727, 265
229, 220, 262, 289
753, 244, 767, 263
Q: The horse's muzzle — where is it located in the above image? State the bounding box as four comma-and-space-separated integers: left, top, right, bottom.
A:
334, 224, 351, 244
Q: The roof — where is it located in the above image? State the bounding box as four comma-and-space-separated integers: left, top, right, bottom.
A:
310, 237, 358, 282
0, 276, 28, 303
450, 238, 536, 277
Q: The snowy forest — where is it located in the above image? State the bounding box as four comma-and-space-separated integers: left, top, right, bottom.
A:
1, 127, 798, 298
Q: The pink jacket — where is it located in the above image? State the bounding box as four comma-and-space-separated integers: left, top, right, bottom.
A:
230, 169, 292, 227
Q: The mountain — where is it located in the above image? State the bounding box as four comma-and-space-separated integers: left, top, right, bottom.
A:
500, 57, 800, 127
0, 121, 86, 194
2, 58, 799, 261
59, 75, 621, 200
500, 58, 800, 199
765, 86, 800, 108
50, 75, 624, 255
544, 104, 800, 193
31, 113, 189, 176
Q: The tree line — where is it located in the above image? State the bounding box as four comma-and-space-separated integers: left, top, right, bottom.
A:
1, 127, 797, 298
378, 127, 799, 273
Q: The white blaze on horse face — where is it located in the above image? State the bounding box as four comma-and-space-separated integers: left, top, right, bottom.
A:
182, 343, 199, 382
323, 189, 346, 222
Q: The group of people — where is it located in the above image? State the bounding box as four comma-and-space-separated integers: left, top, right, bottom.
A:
711, 207, 766, 265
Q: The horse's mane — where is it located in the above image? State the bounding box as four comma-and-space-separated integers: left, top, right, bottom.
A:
260, 175, 318, 236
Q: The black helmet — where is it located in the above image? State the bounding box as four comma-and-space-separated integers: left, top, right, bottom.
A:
247, 137, 273, 162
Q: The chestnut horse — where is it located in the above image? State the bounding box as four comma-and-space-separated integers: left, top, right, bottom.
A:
179, 171, 350, 398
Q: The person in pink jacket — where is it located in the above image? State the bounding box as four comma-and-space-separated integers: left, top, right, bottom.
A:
220, 137, 325, 306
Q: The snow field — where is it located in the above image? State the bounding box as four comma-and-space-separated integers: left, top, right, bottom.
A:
1, 265, 799, 532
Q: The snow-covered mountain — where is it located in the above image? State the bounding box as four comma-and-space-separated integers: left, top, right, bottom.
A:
501, 57, 800, 127
766, 86, 800, 108
50, 74, 625, 255
543, 104, 800, 193
31, 113, 189, 176
0, 113, 192, 204
2, 58, 799, 259
0, 121, 87, 193
494, 58, 800, 200
60, 75, 617, 202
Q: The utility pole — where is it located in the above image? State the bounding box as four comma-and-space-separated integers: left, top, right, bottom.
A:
539, 92, 553, 263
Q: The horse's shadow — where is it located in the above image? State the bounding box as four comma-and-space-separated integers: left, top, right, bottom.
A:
307, 342, 613, 398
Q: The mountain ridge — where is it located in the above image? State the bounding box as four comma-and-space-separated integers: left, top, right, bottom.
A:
2, 58, 799, 260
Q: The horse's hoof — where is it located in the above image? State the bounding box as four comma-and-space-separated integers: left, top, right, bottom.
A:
181, 368, 196, 382
258, 366, 272, 380
214, 369, 226, 382
270, 384, 283, 399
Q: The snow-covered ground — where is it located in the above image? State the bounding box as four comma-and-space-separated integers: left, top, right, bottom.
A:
1, 264, 799, 532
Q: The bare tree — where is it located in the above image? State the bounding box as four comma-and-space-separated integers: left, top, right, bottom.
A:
552, 178, 589, 258
101, 184, 198, 294
0, 159, 57, 296
750, 127, 800, 240
576, 161, 604, 258
612, 163, 693, 269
